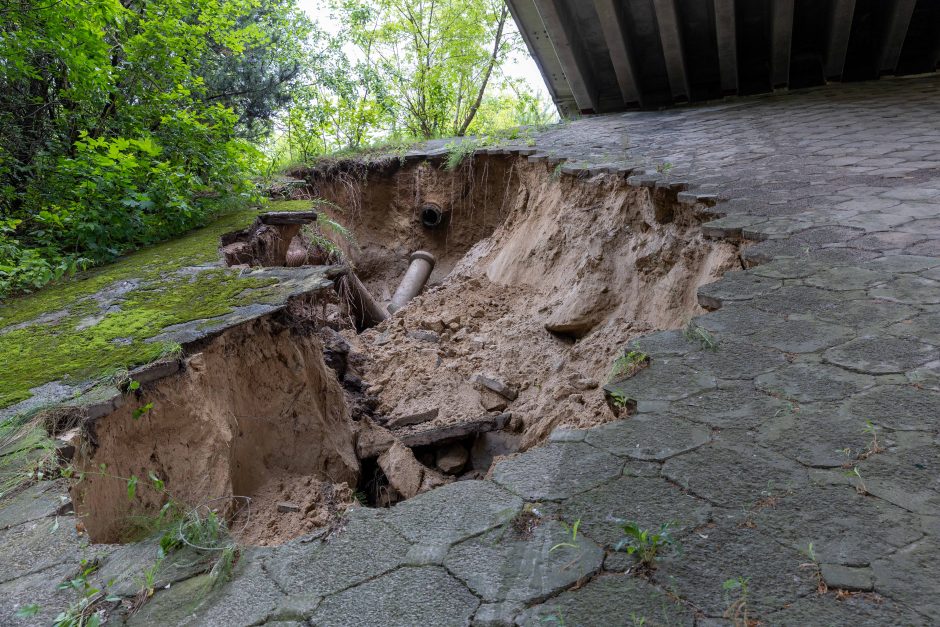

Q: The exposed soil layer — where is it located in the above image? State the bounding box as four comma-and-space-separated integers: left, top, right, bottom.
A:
70, 310, 360, 545
72, 154, 740, 546
302, 156, 741, 449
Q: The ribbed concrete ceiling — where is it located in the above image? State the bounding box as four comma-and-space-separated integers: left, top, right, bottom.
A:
507, 0, 940, 115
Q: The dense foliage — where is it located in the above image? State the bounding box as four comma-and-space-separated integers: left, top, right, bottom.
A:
274, 0, 556, 163
0, 0, 555, 297
0, 0, 312, 296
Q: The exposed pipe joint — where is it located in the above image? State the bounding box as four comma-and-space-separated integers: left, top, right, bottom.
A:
388, 251, 436, 313
420, 202, 450, 229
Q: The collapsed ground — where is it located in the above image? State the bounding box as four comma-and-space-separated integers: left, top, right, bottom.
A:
70, 152, 742, 547
3, 150, 745, 549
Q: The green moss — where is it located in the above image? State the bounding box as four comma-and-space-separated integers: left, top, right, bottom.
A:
0, 201, 308, 410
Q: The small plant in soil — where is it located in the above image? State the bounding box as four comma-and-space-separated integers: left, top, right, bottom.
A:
722, 576, 751, 626
615, 521, 678, 569
607, 350, 649, 383
605, 389, 636, 418
683, 321, 718, 350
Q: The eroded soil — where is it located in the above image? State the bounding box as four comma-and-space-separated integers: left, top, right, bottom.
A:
71, 154, 741, 546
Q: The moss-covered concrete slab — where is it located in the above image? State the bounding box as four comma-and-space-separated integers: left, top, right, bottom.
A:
0, 201, 327, 417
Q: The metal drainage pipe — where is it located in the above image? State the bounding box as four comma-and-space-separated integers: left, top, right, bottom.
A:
420, 203, 449, 229
388, 251, 436, 313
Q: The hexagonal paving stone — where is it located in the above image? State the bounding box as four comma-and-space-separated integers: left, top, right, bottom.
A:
823, 335, 938, 374
684, 339, 787, 380
805, 266, 892, 291
692, 305, 780, 337
0, 480, 68, 530
626, 329, 702, 357
652, 524, 816, 616
0, 517, 86, 585
843, 385, 940, 431
752, 485, 921, 566
444, 519, 603, 604
265, 514, 410, 596
491, 442, 623, 501
850, 230, 927, 251
383, 480, 522, 546
887, 310, 940, 345
756, 404, 872, 468
751, 318, 854, 353
128, 552, 287, 627
750, 257, 826, 279
516, 574, 694, 626
749, 285, 863, 316
869, 275, 940, 305
872, 539, 940, 623
561, 476, 712, 549
662, 443, 809, 509
675, 381, 791, 430
0, 563, 73, 627
583, 414, 710, 461
765, 592, 922, 625
861, 441, 940, 516
755, 363, 875, 403
311, 567, 479, 627
862, 254, 940, 274
814, 297, 920, 329
697, 272, 783, 309
604, 356, 716, 403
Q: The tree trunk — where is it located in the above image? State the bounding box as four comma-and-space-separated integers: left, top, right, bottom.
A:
456, 4, 509, 137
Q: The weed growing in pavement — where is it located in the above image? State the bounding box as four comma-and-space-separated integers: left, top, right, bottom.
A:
52, 558, 121, 627
683, 321, 717, 350
722, 576, 751, 626
800, 542, 828, 594
861, 420, 884, 457
607, 350, 649, 383
549, 519, 582, 553
656, 162, 674, 175
845, 466, 868, 495
615, 521, 678, 569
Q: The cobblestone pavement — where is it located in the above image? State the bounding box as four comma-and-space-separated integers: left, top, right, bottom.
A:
3, 75, 940, 625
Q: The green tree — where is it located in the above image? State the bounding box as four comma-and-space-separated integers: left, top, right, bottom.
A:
0, 0, 315, 296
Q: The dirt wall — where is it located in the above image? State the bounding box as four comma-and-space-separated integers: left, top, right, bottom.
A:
70, 314, 360, 544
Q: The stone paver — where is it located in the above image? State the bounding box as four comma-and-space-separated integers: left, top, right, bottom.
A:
491, 442, 623, 501
310, 567, 479, 627
517, 574, 695, 626
444, 519, 603, 604
6, 76, 940, 623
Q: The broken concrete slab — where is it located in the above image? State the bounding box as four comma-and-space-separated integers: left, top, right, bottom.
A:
471, 374, 518, 401
386, 406, 439, 429
378, 441, 452, 499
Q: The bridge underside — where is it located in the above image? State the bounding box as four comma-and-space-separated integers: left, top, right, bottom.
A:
508, 0, 940, 115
